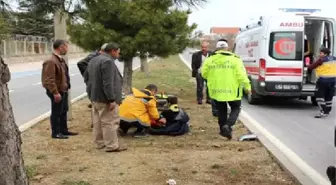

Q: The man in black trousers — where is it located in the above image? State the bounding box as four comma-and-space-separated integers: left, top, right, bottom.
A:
191, 41, 212, 105
42, 40, 78, 139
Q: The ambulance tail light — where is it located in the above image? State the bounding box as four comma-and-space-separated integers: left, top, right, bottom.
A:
259, 58, 266, 81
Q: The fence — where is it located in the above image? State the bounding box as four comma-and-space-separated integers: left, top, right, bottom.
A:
0, 34, 83, 58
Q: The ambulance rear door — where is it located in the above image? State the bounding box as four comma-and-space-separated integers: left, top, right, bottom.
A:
263, 15, 304, 92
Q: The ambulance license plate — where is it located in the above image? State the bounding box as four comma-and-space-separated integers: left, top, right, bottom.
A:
274, 84, 299, 90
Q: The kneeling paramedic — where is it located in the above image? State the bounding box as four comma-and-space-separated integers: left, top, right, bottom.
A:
308, 48, 336, 118
201, 40, 251, 140
119, 84, 166, 137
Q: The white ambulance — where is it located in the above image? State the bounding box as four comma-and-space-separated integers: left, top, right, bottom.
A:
233, 8, 336, 105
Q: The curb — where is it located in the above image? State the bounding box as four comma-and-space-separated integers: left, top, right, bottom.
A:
19, 57, 157, 133
178, 53, 329, 185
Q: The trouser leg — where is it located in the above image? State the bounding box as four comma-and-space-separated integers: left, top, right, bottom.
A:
214, 100, 228, 132
324, 82, 335, 114
211, 100, 218, 116
196, 73, 204, 101
227, 100, 242, 128
59, 92, 69, 133
315, 82, 327, 113
46, 90, 62, 136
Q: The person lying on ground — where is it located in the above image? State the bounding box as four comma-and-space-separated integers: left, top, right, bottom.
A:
119, 84, 166, 137
149, 97, 190, 136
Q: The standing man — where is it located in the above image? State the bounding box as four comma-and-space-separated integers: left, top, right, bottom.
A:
84, 42, 127, 152
77, 43, 108, 76
77, 43, 108, 109
42, 39, 78, 139
201, 40, 251, 140
308, 48, 336, 118
191, 41, 212, 104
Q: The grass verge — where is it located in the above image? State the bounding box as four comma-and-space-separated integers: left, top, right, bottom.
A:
22, 55, 298, 185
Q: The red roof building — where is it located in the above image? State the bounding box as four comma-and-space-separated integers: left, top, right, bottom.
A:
209, 27, 240, 35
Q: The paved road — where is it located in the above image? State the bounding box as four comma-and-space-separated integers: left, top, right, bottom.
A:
181, 50, 336, 181
9, 58, 141, 126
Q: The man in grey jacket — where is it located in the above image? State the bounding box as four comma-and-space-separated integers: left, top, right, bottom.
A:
84, 42, 126, 152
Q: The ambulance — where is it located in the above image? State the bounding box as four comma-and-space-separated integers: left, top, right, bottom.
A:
233, 8, 336, 105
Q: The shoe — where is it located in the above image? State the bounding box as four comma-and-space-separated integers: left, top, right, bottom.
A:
314, 112, 329, 118
52, 133, 69, 139
133, 132, 149, 138
62, 131, 79, 136
197, 100, 202, 105
220, 125, 232, 140
105, 146, 127, 152
118, 129, 127, 136
206, 100, 211, 104
96, 145, 105, 149
88, 103, 92, 108
327, 166, 336, 185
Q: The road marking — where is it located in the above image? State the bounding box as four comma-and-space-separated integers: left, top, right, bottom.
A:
32, 82, 42, 86
178, 53, 329, 185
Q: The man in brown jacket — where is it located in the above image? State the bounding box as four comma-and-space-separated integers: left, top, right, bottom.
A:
42, 39, 78, 139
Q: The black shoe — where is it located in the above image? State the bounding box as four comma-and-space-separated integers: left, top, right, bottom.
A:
206, 100, 211, 104
327, 166, 336, 185
52, 133, 69, 139
220, 125, 232, 140
118, 129, 127, 136
197, 100, 202, 105
315, 112, 329, 118
62, 131, 78, 136
88, 103, 92, 108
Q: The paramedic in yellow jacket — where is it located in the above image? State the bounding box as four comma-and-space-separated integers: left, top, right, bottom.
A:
201, 40, 251, 140
308, 48, 336, 118
119, 84, 166, 137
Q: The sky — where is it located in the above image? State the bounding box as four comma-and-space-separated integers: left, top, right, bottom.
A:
188, 0, 335, 34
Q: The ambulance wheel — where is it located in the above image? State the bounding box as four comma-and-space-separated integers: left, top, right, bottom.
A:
311, 97, 318, 106
247, 92, 259, 105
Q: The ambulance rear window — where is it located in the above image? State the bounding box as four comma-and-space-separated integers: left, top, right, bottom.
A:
269, 32, 303, 60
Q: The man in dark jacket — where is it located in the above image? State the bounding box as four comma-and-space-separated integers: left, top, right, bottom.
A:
77, 43, 108, 76
191, 41, 212, 104
326, 126, 336, 185
84, 42, 126, 152
78, 43, 107, 109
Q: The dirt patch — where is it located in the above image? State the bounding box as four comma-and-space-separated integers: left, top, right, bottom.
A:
21, 56, 298, 185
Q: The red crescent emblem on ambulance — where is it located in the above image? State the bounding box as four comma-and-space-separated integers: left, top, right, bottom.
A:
275, 38, 295, 56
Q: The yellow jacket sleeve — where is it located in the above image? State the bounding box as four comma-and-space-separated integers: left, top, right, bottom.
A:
201, 57, 210, 80
146, 99, 160, 120
235, 58, 251, 91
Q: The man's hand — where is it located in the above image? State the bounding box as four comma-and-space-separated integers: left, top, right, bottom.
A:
245, 89, 252, 95
54, 93, 62, 103
109, 102, 117, 111
158, 118, 167, 124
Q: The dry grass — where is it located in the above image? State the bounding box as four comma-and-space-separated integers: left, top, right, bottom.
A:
21, 56, 298, 185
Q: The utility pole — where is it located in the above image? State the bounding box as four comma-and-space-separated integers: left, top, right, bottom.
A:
54, 9, 72, 120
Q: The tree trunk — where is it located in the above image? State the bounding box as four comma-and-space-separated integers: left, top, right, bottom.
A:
0, 57, 29, 185
54, 9, 72, 120
140, 56, 149, 75
122, 58, 133, 95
